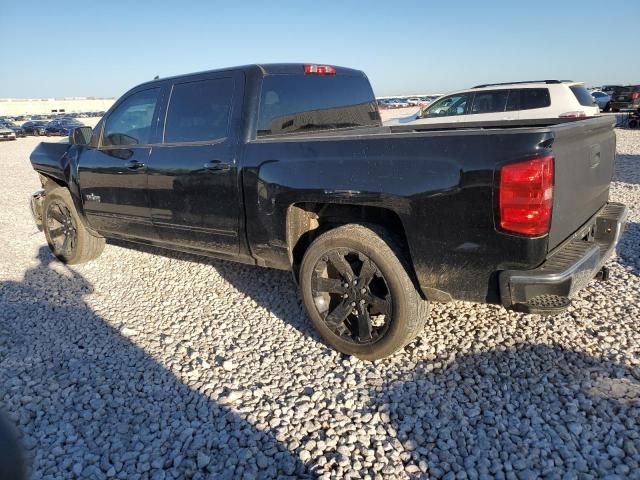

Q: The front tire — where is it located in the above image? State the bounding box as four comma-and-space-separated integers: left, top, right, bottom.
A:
43, 187, 105, 264
299, 224, 428, 360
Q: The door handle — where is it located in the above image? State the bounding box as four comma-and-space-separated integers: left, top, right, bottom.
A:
126, 160, 145, 170
203, 161, 231, 172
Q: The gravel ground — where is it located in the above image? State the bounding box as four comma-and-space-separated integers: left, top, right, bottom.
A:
0, 131, 639, 480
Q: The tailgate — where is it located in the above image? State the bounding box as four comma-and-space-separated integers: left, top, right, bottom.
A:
547, 117, 616, 250
612, 87, 632, 103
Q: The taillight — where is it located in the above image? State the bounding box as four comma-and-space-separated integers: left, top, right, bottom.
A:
632, 92, 640, 101
559, 111, 587, 118
499, 156, 554, 236
304, 64, 336, 75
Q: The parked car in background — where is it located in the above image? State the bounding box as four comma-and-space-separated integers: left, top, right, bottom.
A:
0, 125, 16, 141
21, 120, 48, 136
43, 119, 85, 136
389, 80, 600, 126
591, 91, 611, 111
0, 121, 26, 138
608, 85, 640, 112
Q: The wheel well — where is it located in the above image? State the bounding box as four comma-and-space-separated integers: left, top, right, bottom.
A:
38, 173, 67, 192
286, 202, 416, 281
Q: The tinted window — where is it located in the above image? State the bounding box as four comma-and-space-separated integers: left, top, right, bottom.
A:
257, 75, 379, 137
102, 88, 159, 147
613, 86, 631, 93
592, 92, 606, 98
570, 86, 596, 107
422, 93, 470, 118
164, 78, 234, 143
470, 90, 509, 114
519, 89, 551, 110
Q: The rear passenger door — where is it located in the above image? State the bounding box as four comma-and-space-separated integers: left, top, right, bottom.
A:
147, 71, 243, 254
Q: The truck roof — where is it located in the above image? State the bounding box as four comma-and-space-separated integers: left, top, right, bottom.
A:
136, 63, 365, 89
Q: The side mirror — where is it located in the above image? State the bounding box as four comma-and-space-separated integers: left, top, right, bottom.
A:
69, 126, 93, 146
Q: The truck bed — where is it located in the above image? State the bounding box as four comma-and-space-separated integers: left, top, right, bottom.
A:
262, 115, 616, 253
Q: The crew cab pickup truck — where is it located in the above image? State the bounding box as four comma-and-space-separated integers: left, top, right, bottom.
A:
29, 63, 627, 360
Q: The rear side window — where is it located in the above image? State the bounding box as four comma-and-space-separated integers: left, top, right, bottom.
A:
569, 86, 596, 107
518, 89, 551, 110
470, 90, 509, 114
164, 78, 234, 143
102, 88, 159, 146
257, 75, 380, 137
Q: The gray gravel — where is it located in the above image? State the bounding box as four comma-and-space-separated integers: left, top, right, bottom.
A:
1, 131, 639, 479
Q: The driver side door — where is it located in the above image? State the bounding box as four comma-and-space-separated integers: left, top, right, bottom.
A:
78, 86, 163, 240
418, 93, 471, 124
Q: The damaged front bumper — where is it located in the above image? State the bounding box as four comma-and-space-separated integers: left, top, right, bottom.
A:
29, 189, 46, 230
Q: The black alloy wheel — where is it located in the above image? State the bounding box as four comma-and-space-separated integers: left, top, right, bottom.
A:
45, 200, 77, 258
310, 248, 392, 345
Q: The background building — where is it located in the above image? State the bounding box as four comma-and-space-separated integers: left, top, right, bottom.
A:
0, 97, 115, 116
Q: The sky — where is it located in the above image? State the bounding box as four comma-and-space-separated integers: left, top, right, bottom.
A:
2, 0, 637, 99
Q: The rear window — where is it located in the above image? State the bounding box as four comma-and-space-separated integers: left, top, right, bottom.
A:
257, 75, 380, 137
570, 85, 596, 107
612, 86, 633, 93
164, 78, 234, 143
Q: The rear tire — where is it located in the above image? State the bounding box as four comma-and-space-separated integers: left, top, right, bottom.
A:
630, 119, 638, 129
299, 224, 428, 360
43, 187, 105, 264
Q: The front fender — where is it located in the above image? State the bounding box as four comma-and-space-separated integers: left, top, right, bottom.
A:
30, 143, 99, 236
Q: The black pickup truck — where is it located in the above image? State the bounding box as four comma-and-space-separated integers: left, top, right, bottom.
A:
29, 63, 627, 360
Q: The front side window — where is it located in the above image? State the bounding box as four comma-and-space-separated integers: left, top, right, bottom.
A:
102, 88, 159, 147
164, 78, 234, 143
421, 93, 470, 118
470, 90, 509, 114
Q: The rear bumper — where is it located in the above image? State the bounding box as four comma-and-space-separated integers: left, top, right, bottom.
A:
499, 202, 627, 309
610, 101, 639, 110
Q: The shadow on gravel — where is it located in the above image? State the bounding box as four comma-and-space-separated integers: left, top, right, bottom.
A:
107, 239, 320, 341
618, 222, 640, 276
374, 344, 640, 478
0, 247, 314, 479
614, 154, 640, 185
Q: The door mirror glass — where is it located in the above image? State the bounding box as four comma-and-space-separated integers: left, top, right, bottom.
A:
69, 126, 93, 146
